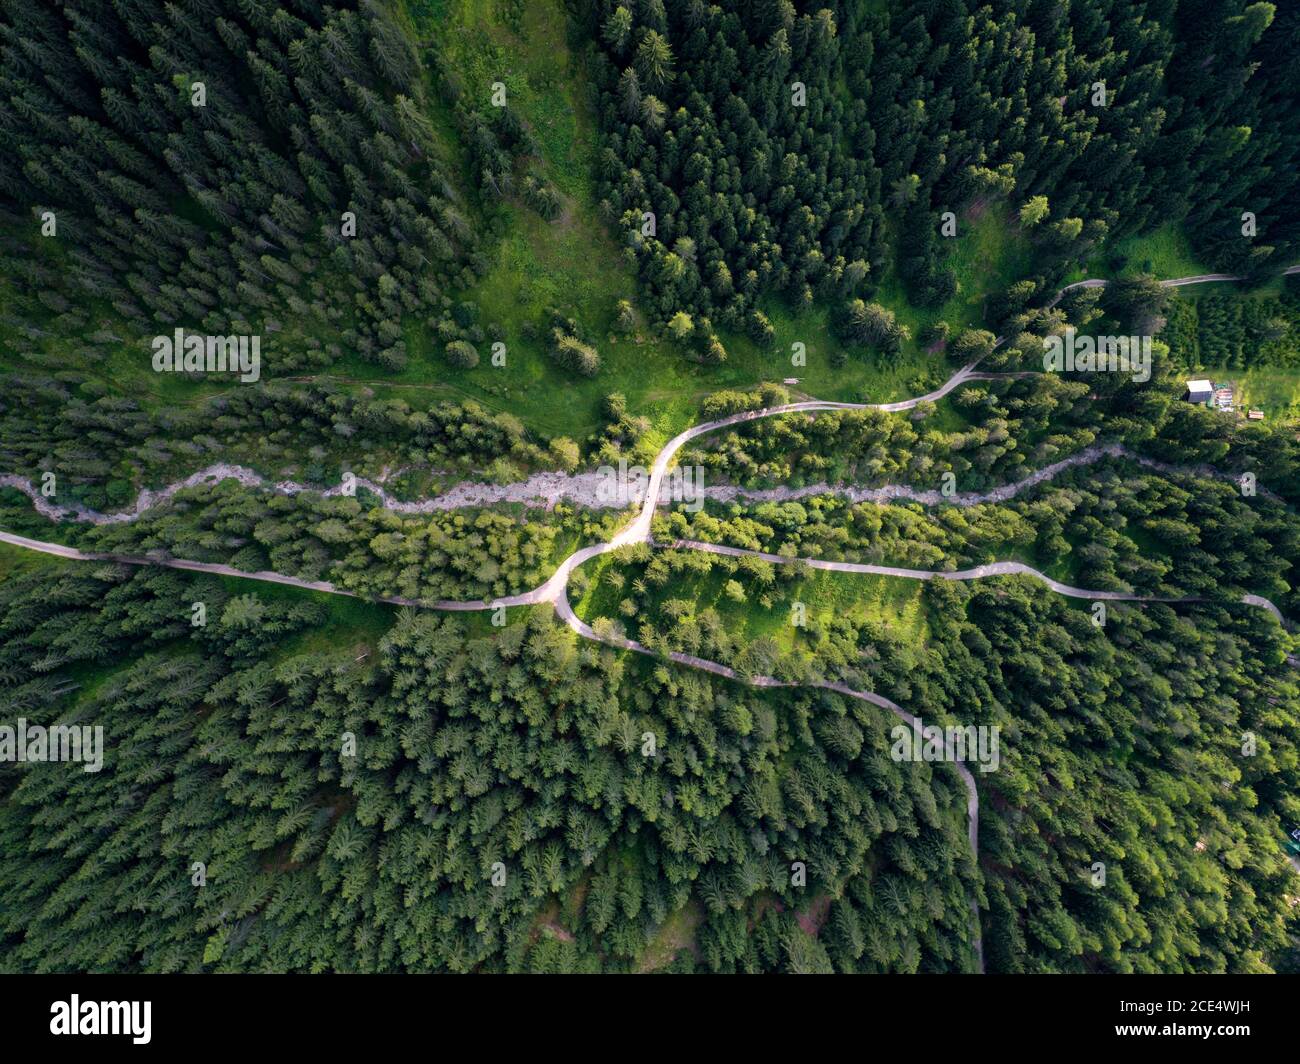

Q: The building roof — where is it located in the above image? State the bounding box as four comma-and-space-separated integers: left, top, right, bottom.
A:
1186, 379, 1213, 392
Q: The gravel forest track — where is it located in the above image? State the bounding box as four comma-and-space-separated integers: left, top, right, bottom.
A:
3, 267, 1297, 971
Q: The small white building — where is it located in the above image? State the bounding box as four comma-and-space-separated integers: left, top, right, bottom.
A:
1184, 379, 1213, 404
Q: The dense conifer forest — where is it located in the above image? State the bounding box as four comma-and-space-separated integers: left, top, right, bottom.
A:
1, 0, 1298, 977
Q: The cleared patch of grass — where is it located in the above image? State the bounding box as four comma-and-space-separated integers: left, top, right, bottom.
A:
748, 569, 929, 651
1074, 222, 1212, 282
637, 899, 703, 973
1199, 366, 1300, 416
0, 539, 61, 580
210, 577, 398, 660
877, 204, 1034, 343
387, 1, 1044, 440
572, 552, 929, 654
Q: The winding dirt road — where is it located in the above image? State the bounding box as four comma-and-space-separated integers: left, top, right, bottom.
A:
0, 365, 999, 525
8, 269, 1295, 526
3, 266, 1296, 972
1043, 269, 1280, 309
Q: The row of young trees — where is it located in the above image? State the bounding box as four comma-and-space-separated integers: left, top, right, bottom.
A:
1164, 287, 1300, 371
